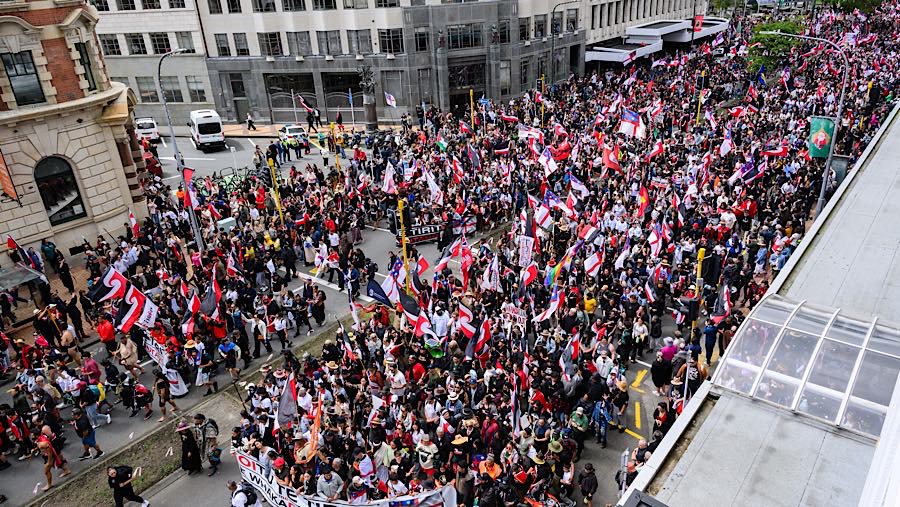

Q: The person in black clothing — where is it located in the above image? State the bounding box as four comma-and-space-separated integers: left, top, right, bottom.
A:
107, 465, 149, 507
72, 408, 103, 460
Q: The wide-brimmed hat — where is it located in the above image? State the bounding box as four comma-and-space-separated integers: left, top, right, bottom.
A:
531, 455, 545, 465
325, 361, 338, 369
274, 369, 287, 379
452, 435, 468, 445
176, 421, 191, 432
617, 380, 628, 391
548, 441, 563, 453
184, 340, 196, 349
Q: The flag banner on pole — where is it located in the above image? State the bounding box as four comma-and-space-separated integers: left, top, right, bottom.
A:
808, 116, 835, 158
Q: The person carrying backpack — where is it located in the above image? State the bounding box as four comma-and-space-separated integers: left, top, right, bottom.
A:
227, 480, 261, 507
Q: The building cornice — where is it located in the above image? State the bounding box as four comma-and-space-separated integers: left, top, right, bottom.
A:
0, 81, 128, 127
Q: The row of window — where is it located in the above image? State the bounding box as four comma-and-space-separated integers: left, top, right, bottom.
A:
1, 44, 98, 107
589, 0, 682, 30
206, 0, 397, 14
214, 28, 403, 57
114, 75, 208, 103
90, 0, 185, 11
99, 32, 195, 56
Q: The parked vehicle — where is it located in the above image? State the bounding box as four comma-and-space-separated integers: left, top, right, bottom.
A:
188, 109, 226, 151
134, 117, 161, 143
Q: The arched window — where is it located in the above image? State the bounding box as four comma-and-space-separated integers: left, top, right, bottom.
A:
34, 157, 86, 225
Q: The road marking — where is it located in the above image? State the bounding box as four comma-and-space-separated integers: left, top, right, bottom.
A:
295, 273, 374, 303
162, 175, 181, 182
631, 369, 647, 389
160, 137, 167, 148
33, 483, 41, 495
159, 156, 216, 161
634, 402, 642, 430
635, 359, 653, 368
371, 226, 392, 233
128, 431, 134, 440
624, 428, 645, 441
165, 446, 174, 457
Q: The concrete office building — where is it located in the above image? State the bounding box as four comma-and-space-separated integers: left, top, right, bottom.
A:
0, 0, 149, 265
196, 0, 702, 125
92, 0, 214, 125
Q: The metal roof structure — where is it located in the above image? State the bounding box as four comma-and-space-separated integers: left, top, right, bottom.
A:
712, 294, 900, 439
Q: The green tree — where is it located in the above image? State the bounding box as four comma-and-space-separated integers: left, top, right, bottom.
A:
821, 0, 881, 12
747, 19, 803, 72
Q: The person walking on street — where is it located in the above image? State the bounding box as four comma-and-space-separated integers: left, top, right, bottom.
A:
246, 113, 256, 131
107, 465, 149, 507
177, 421, 202, 475
227, 480, 261, 507
72, 407, 103, 460
36, 426, 71, 491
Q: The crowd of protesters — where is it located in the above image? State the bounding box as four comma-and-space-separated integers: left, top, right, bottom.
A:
0, 3, 897, 506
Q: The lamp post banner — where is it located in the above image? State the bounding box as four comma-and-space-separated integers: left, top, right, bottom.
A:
809, 116, 836, 158
235, 451, 457, 507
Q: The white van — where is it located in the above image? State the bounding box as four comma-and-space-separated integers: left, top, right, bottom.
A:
134, 117, 161, 143
188, 109, 225, 151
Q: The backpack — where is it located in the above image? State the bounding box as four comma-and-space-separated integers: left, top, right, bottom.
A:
205, 418, 219, 436
241, 485, 258, 505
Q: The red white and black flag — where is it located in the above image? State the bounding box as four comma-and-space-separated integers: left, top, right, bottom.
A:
710, 284, 733, 324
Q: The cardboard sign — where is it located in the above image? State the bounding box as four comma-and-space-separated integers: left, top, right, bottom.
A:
517, 235, 535, 267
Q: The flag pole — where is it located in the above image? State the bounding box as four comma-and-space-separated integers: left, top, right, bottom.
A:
469, 88, 475, 133
694, 70, 706, 125
540, 74, 546, 128
397, 198, 412, 294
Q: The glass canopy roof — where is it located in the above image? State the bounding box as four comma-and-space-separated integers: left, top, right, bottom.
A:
712, 294, 900, 439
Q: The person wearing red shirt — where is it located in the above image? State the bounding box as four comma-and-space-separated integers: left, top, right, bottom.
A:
96, 316, 116, 356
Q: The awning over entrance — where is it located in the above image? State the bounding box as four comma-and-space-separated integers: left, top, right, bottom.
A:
584, 40, 663, 64
662, 16, 729, 43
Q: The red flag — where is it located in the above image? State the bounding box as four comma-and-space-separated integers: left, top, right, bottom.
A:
602, 144, 621, 173
129, 209, 140, 237
637, 186, 650, 218
520, 262, 538, 287
183, 167, 195, 209
207, 203, 221, 220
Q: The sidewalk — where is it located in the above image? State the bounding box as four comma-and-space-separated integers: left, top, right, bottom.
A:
222, 122, 373, 139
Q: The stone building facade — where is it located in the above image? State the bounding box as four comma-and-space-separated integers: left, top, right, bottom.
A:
0, 0, 148, 266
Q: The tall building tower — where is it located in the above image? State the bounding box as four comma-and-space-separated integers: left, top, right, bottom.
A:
0, 0, 148, 264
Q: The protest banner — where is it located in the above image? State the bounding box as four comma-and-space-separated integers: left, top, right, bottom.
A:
235, 451, 457, 507
517, 235, 534, 267
142, 335, 189, 397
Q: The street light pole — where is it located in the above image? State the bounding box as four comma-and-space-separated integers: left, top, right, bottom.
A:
761, 31, 848, 217
549, 0, 580, 84
158, 48, 205, 252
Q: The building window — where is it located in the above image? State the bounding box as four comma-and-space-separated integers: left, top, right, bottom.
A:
518, 18, 529, 41
142, 0, 161, 8
34, 157, 86, 226
447, 24, 482, 50
74, 42, 97, 92
498, 20, 510, 43
534, 15, 546, 38
381, 70, 403, 106
286, 32, 312, 55
378, 28, 403, 54
135, 76, 158, 101
1, 51, 44, 106
566, 8, 578, 31
226, 0, 241, 10
186, 76, 206, 102
110, 76, 129, 86
229, 73, 246, 97
520, 59, 529, 89
91, 0, 110, 11
552, 11, 562, 34
414, 27, 428, 52
233, 33, 249, 55
282, 0, 304, 10
343, 0, 366, 8
252, 0, 276, 11
160, 76, 183, 102
591, 5, 598, 29
208, 0, 223, 13
316, 31, 341, 55
150, 33, 171, 54
175, 32, 195, 53
169, 0, 186, 7
500, 60, 510, 95
348, 30, 372, 55
125, 34, 147, 55
448, 63, 484, 90
537, 53, 546, 79
375, 0, 397, 6
214, 34, 231, 56
418, 68, 431, 103
312, 0, 335, 9
99, 35, 121, 56
258, 32, 283, 56
116, 0, 135, 9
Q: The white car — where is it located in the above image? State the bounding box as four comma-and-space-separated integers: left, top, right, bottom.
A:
279, 124, 306, 142
135, 117, 161, 143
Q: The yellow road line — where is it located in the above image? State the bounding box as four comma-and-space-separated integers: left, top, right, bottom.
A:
624, 428, 645, 441
631, 369, 647, 388
635, 402, 642, 430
